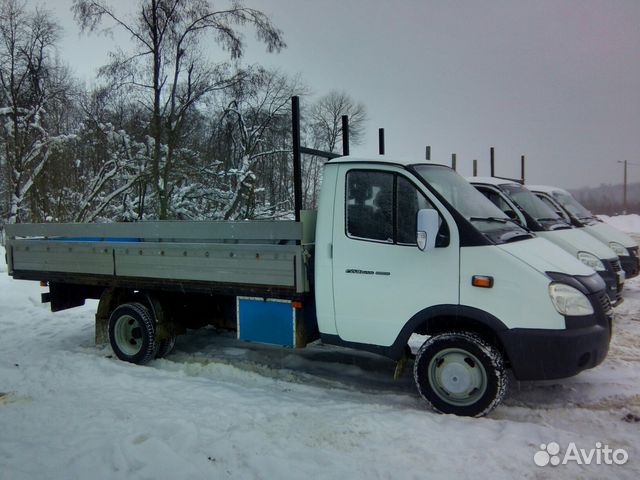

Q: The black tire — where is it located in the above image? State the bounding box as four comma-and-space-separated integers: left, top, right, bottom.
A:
155, 334, 176, 359
413, 331, 508, 417
108, 302, 157, 365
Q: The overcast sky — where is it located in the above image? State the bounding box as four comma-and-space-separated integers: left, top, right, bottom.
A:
55, 0, 640, 189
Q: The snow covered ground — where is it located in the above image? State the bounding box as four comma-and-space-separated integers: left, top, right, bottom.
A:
599, 213, 640, 234
2, 217, 640, 479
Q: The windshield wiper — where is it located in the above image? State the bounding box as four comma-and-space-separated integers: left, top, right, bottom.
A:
536, 217, 570, 228
499, 231, 534, 243
548, 223, 572, 230
469, 216, 521, 225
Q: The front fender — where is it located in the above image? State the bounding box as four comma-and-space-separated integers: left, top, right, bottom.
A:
322, 304, 508, 360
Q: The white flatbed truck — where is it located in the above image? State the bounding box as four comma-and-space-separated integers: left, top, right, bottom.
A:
3, 97, 613, 417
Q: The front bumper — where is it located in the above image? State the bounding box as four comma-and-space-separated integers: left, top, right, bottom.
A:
498, 322, 610, 381
499, 273, 612, 381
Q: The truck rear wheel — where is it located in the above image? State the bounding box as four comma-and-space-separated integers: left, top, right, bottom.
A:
155, 334, 176, 359
413, 331, 508, 417
108, 302, 157, 365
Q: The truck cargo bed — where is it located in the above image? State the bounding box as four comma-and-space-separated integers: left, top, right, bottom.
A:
5, 220, 312, 295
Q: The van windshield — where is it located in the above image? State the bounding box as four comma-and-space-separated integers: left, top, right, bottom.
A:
552, 191, 594, 222
500, 184, 571, 230
413, 165, 532, 244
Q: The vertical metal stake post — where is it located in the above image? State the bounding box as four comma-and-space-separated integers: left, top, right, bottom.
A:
342, 115, 350, 156
291, 96, 303, 223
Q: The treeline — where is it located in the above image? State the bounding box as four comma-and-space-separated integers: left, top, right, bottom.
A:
570, 183, 640, 216
0, 0, 366, 226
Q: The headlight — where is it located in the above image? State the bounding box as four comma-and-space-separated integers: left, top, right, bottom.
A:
608, 242, 628, 257
577, 251, 605, 271
548, 283, 594, 316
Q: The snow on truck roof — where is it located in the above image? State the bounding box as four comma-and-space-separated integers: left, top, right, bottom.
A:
466, 176, 519, 186
526, 185, 570, 195
468, 179, 572, 195
329, 156, 450, 168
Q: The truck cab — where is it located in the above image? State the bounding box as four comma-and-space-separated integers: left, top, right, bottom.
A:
469, 177, 624, 305
314, 158, 611, 416
528, 185, 640, 279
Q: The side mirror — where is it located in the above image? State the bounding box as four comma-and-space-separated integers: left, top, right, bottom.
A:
417, 208, 439, 251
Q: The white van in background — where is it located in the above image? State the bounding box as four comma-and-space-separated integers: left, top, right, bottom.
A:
469, 177, 624, 305
528, 185, 639, 279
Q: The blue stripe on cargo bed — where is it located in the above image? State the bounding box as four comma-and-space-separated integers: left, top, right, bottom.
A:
43, 237, 141, 242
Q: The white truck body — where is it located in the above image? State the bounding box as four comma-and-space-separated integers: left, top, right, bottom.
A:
4, 157, 613, 417
528, 184, 640, 279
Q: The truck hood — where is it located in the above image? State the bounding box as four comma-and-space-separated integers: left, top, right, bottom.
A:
498, 237, 594, 277
538, 227, 617, 260
587, 222, 638, 249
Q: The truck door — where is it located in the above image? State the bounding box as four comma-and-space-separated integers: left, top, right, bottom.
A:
332, 165, 459, 346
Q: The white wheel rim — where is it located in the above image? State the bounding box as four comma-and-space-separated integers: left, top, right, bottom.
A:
114, 314, 143, 356
427, 347, 488, 407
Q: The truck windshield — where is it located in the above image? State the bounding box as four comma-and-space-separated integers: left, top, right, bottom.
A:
501, 184, 571, 231
413, 165, 531, 244
552, 191, 595, 222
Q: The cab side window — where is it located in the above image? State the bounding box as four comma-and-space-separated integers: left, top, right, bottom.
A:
346, 170, 448, 246
477, 187, 518, 219
397, 176, 430, 244
346, 171, 393, 242
537, 194, 569, 221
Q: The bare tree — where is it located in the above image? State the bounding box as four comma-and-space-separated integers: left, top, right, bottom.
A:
73, 0, 286, 219
303, 90, 367, 208
219, 70, 305, 219
73, 124, 149, 222
0, 0, 71, 224
309, 90, 367, 153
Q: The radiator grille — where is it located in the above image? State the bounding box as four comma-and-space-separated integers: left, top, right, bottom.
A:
598, 291, 613, 314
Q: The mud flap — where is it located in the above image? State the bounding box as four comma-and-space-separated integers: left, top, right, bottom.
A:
394, 347, 411, 380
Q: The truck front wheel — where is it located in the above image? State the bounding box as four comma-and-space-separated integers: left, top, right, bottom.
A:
413, 331, 508, 417
108, 302, 157, 365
